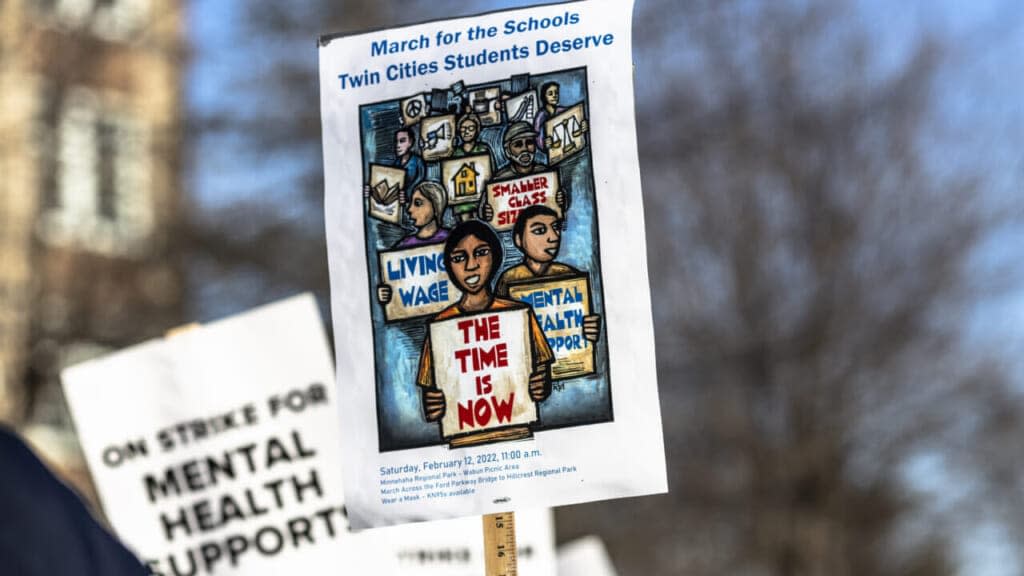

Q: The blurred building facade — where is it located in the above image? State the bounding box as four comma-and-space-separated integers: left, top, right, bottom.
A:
0, 0, 183, 484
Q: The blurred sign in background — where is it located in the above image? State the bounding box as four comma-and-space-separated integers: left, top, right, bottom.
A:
1, 0, 1022, 574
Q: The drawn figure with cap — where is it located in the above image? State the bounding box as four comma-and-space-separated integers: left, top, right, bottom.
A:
481, 122, 568, 222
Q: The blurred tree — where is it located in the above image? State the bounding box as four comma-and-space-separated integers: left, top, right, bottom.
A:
187, 0, 1022, 574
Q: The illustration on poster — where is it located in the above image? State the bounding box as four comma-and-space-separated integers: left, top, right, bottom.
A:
359, 67, 613, 451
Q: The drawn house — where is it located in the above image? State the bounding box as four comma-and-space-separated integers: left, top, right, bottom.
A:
452, 163, 480, 198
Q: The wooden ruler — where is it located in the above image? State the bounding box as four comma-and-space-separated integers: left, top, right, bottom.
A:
482, 511, 517, 576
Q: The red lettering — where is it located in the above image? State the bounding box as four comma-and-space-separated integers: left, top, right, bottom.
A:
458, 401, 475, 430
475, 374, 492, 395
475, 398, 492, 426
457, 395, 515, 430
482, 344, 509, 371
456, 319, 474, 344
472, 317, 488, 341
497, 210, 519, 227
454, 349, 472, 372
493, 393, 514, 423
486, 315, 500, 339
453, 343, 509, 373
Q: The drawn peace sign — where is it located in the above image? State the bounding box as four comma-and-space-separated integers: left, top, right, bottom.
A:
405, 99, 423, 118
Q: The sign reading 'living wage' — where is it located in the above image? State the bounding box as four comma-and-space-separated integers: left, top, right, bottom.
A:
63, 296, 384, 576
321, 0, 667, 528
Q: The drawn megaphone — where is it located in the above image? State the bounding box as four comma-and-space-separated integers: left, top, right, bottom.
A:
423, 123, 449, 149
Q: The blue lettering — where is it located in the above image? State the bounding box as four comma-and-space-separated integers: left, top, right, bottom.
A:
387, 259, 403, 282
397, 281, 450, 309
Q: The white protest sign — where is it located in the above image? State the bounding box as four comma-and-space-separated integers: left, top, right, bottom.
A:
321, 0, 667, 528
360, 508, 556, 576
62, 295, 385, 575
557, 536, 619, 576
379, 243, 462, 322
485, 171, 560, 232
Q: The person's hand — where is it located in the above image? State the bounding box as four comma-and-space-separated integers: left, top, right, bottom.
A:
423, 388, 446, 421
583, 314, 601, 343
363, 184, 371, 199
529, 368, 551, 402
546, 135, 557, 149
480, 202, 494, 221
377, 284, 392, 304
398, 190, 407, 205
556, 188, 567, 210
577, 119, 589, 135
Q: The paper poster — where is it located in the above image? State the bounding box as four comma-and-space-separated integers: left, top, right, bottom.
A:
368, 164, 406, 223
378, 243, 463, 322
557, 536, 619, 576
367, 509, 556, 576
441, 154, 492, 206
320, 0, 666, 528
507, 273, 595, 380
485, 171, 561, 232
61, 295, 384, 575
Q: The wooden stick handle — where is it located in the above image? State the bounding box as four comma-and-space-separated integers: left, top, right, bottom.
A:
482, 511, 517, 576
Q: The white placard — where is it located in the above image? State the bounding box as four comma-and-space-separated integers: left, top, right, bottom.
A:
364, 508, 557, 576
321, 0, 666, 528
429, 308, 537, 443
557, 536, 619, 576
62, 295, 386, 575
485, 171, 560, 232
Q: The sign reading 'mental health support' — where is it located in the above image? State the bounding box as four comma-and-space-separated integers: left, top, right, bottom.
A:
62, 295, 384, 576
321, 0, 666, 528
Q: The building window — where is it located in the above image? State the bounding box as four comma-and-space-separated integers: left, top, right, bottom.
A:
34, 0, 151, 42
37, 86, 153, 255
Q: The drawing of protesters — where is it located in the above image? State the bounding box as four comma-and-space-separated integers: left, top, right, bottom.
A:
481, 122, 567, 221
395, 127, 425, 195
496, 205, 601, 343
451, 114, 493, 222
377, 181, 451, 305
493, 121, 548, 180
533, 81, 588, 152
416, 221, 554, 442
363, 127, 425, 207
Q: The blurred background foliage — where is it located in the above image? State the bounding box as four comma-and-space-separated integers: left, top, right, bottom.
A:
3, 0, 1023, 574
